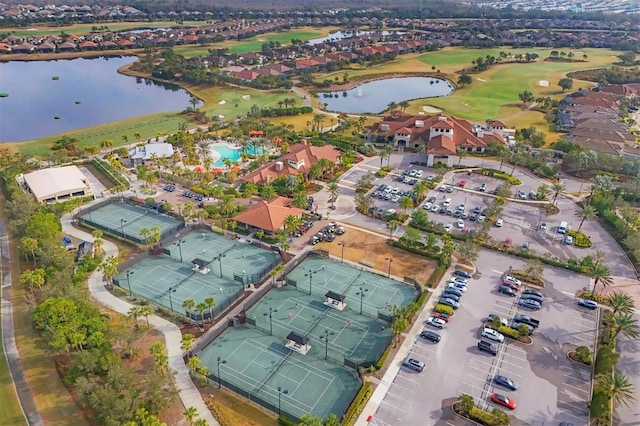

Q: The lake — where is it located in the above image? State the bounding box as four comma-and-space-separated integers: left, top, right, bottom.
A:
317, 77, 454, 114
0, 56, 193, 142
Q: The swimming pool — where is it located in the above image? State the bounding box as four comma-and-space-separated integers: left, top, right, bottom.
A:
209, 144, 262, 167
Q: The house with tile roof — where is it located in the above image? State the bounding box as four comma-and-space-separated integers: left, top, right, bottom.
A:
241, 142, 341, 185
367, 111, 506, 166
234, 196, 303, 234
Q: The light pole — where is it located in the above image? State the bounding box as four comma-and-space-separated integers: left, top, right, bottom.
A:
384, 257, 394, 278
216, 357, 226, 389
120, 219, 128, 238
126, 270, 134, 295
337, 242, 346, 263
176, 239, 186, 263
357, 286, 369, 314
167, 287, 177, 312
263, 307, 278, 336
319, 329, 335, 360
214, 252, 227, 277
277, 386, 289, 416
304, 266, 324, 295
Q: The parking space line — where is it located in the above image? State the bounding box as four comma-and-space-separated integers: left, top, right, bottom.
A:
558, 409, 587, 421
498, 357, 525, 370
504, 345, 528, 355
389, 379, 418, 394
561, 388, 590, 399
494, 369, 522, 378
461, 382, 490, 394
465, 373, 489, 383
563, 383, 589, 394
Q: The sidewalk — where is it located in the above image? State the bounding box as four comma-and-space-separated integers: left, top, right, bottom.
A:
354, 266, 453, 426
60, 211, 219, 426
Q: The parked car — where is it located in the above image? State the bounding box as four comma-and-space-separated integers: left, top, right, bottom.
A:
426, 317, 447, 329
503, 276, 522, 286
519, 299, 541, 310
498, 285, 517, 297
481, 327, 505, 343
423, 202, 433, 210
432, 312, 450, 322
513, 314, 540, 328
485, 314, 508, 327
454, 269, 472, 279
458, 180, 467, 187
335, 226, 345, 235
516, 190, 527, 200
529, 191, 537, 200
564, 235, 574, 245
449, 276, 468, 285
477, 340, 498, 356
438, 297, 460, 310
418, 330, 441, 343
521, 294, 543, 305
491, 393, 516, 410
494, 375, 519, 391
456, 219, 465, 229
448, 282, 467, 292
522, 289, 542, 298
478, 183, 487, 192
539, 223, 547, 231
511, 321, 534, 335
477, 214, 486, 223
495, 218, 504, 227
578, 299, 599, 310
444, 224, 453, 232
402, 357, 425, 372
427, 196, 437, 203
441, 292, 460, 302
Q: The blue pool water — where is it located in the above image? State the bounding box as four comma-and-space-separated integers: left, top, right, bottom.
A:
209, 144, 262, 167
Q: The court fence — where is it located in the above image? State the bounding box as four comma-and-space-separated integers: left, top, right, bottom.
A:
76, 198, 185, 245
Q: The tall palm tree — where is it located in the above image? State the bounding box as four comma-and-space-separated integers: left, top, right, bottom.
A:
260, 185, 277, 201
328, 181, 339, 209
605, 312, 640, 341
283, 214, 302, 235
607, 292, 635, 316
381, 145, 394, 168
599, 371, 636, 408
398, 100, 410, 111
413, 180, 429, 203
292, 193, 308, 209
218, 195, 237, 219
457, 147, 467, 166
591, 263, 614, 294
551, 182, 566, 205
196, 302, 207, 327
576, 204, 597, 232
242, 183, 258, 204
399, 196, 414, 213
387, 219, 401, 239
182, 298, 196, 324
139, 227, 151, 247
204, 296, 216, 322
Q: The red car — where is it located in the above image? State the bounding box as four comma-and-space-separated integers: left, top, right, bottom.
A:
491, 393, 516, 410
458, 180, 467, 187
504, 281, 521, 291
432, 312, 450, 323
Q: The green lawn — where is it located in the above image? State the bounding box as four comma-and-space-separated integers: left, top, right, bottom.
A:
176, 27, 338, 58
0, 311, 27, 426
0, 21, 210, 38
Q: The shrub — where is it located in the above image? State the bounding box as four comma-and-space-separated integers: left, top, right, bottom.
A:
434, 304, 454, 316
590, 387, 611, 420
517, 323, 531, 337
476, 168, 522, 185
343, 382, 372, 425
278, 416, 297, 426
497, 325, 520, 340
375, 170, 388, 177
594, 345, 619, 375
567, 230, 592, 248
575, 346, 592, 365
375, 345, 393, 370
468, 406, 495, 425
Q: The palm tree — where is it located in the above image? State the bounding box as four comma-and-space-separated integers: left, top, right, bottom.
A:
182, 298, 196, 324
413, 180, 429, 203
218, 195, 237, 219
283, 214, 302, 235
183, 406, 198, 425
457, 147, 467, 166
292, 192, 308, 209
398, 100, 410, 111
308, 162, 323, 181
591, 263, 614, 294
196, 302, 207, 327
387, 101, 398, 112
399, 196, 414, 213
599, 371, 636, 408
19, 237, 39, 263
139, 227, 151, 247
328, 181, 339, 209
260, 185, 277, 201
551, 182, 565, 205
242, 183, 259, 204
387, 219, 401, 239
607, 292, 635, 315
381, 145, 394, 168
204, 296, 216, 322
576, 204, 597, 232
605, 312, 640, 341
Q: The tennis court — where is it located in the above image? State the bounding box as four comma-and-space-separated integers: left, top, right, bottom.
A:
285, 257, 418, 317
113, 230, 279, 319
199, 327, 360, 421
78, 202, 183, 244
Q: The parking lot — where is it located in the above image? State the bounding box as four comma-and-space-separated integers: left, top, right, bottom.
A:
372, 249, 597, 426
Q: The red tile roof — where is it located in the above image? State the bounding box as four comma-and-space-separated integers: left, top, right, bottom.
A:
234, 196, 303, 233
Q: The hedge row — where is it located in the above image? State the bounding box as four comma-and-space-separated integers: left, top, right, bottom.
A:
375, 345, 393, 370
497, 325, 520, 340
391, 240, 441, 261
343, 382, 373, 426
468, 406, 495, 425
278, 416, 297, 426
567, 229, 593, 248
473, 168, 523, 185
594, 345, 619, 375
434, 303, 454, 316
92, 158, 129, 188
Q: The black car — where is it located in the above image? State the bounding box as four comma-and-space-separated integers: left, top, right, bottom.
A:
522, 289, 543, 298
498, 285, 517, 297
325, 233, 335, 242
441, 292, 460, 302
419, 330, 441, 343
521, 294, 543, 305
494, 375, 519, 391
427, 196, 437, 203
477, 340, 498, 356
454, 269, 472, 279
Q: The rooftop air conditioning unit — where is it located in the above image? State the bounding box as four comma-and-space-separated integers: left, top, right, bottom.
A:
275, 161, 284, 171
380, 124, 390, 131
415, 120, 424, 128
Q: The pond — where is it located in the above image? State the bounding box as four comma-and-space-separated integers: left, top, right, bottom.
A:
316, 77, 454, 114
0, 56, 194, 142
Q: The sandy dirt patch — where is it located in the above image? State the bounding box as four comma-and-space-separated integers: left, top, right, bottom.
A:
422, 106, 443, 114
218, 99, 227, 105
242, 95, 251, 100
315, 227, 437, 286
477, 78, 486, 82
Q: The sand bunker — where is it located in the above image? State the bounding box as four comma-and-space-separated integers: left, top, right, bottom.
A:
242, 95, 251, 100
477, 78, 486, 82
422, 106, 443, 114
218, 115, 225, 119
218, 100, 227, 105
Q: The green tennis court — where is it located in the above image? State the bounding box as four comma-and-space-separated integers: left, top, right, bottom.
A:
113, 230, 279, 319
78, 202, 183, 244
285, 257, 418, 317
199, 327, 360, 421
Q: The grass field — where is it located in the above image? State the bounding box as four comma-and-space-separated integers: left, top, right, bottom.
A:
175, 26, 339, 58
0, 297, 27, 426
0, 21, 211, 38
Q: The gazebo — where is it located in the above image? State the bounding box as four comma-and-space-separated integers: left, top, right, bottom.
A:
285, 331, 310, 355
324, 291, 347, 311
191, 258, 211, 275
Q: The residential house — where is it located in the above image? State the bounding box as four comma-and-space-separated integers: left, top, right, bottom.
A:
233, 196, 303, 235
241, 142, 341, 185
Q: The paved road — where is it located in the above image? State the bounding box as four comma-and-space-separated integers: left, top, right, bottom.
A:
0, 216, 42, 426
60, 208, 219, 426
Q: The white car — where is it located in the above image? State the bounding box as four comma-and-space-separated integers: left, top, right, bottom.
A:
426, 317, 447, 329
444, 224, 453, 232
443, 198, 452, 207
448, 282, 467, 292
456, 219, 464, 229
386, 209, 396, 216
391, 195, 401, 203
449, 276, 468, 285
495, 218, 504, 227
481, 327, 505, 343
415, 170, 424, 178
423, 202, 432, 210
431, 204, 440, 213
504, 275, 522, 286
477, 215, 486, 223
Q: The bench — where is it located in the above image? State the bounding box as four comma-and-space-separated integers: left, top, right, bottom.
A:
360, 260, 375, 268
